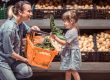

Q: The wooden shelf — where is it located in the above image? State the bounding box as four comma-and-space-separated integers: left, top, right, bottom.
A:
0, 19, 110, 29
32, 62, 110, 73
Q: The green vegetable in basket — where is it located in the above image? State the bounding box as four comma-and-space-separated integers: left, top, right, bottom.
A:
50, 15, 65, 40
35, 36, 55, 50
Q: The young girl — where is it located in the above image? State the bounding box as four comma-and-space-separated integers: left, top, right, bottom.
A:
51, 10, 81, 80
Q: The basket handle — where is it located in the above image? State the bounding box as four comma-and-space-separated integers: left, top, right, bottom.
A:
28, 32, 36, 43
28, 30, 49, 42
31, 30, 50, 35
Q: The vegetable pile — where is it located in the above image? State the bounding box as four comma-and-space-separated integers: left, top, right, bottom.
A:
35, 36, 55, 50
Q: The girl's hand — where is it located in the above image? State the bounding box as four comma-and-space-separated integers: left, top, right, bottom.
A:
50, 33, 57, 39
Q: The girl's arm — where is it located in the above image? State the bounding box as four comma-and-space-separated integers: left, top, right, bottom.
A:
51, 34, 67, 45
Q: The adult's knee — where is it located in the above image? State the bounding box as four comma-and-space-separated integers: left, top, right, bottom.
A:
14, 63, 33, 79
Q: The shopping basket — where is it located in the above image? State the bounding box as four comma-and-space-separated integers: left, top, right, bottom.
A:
25, 33, 58, 69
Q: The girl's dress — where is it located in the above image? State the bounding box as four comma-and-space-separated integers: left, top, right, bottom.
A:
60, 28, 81, 70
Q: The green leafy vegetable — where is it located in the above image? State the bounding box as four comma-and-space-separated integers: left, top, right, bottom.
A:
35, 36, 55, 50
50, 15, 65, 40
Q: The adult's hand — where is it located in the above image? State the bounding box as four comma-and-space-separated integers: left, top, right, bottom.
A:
30, 25, 40, 31
22, 57, 28, 63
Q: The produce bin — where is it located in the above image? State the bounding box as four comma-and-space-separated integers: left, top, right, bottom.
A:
98, 52, 110, 62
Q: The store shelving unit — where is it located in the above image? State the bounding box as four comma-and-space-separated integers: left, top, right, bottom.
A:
0, 0, 110, 80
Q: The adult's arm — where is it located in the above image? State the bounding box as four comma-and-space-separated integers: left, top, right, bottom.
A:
2, 28, 27, 62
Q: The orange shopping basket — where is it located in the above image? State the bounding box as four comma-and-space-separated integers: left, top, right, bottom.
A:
26, 34, 58, 69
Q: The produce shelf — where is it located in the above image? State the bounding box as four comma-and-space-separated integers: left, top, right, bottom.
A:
33, 9, 110, 19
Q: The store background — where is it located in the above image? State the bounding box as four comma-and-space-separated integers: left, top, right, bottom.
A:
0, 0, 110, 80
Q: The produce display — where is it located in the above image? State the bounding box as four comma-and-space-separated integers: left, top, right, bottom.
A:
33, 0, 110, 19
35, 0, 110, 10
78, 34, 94, 52
66, 0, 110, 9
35, 0, 63, 9
65, 0, 93, 9
96, 31, 110, 52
